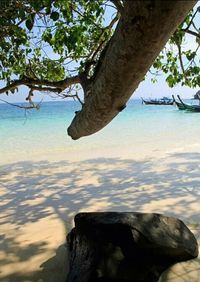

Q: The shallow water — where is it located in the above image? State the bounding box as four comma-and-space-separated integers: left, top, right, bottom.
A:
1, 99, 200, 163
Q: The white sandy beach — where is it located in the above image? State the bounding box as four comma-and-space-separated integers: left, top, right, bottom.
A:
0, 139, 200, 282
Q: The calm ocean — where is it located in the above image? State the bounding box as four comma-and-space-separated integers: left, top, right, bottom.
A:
1, 99, 200, 164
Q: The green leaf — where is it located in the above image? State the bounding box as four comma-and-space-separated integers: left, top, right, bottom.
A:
25, 19, 34, 30
166, 74, 175, 88
18, 9, 26, 19
50, 11, 59, 21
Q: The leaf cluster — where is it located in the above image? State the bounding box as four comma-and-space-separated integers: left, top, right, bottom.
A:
152, 5, 200, 88
0, 0, 199, 98
0, 0, 109, 86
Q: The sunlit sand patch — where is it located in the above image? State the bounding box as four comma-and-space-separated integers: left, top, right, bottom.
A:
75, 173, 100, 187
0, 214, 66, 281
21, 197, 46, 207
79, 198, 112, 212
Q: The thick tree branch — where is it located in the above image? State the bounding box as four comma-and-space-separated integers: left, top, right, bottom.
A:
67, 0, 197, 140
28, 85, 63, 93
0, 75, 81, 95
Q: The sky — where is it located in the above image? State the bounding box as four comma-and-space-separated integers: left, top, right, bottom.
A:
133, 73, 198, 100
0, 69, 198, 104
0, 2, 199, 104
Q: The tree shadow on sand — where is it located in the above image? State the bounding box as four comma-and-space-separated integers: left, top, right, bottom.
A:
0, 152, 200, 281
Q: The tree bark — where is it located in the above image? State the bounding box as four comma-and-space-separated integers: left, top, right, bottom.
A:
67, 0, 197, 140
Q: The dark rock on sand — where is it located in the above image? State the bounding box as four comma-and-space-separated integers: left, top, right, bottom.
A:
66, 212, 198, 282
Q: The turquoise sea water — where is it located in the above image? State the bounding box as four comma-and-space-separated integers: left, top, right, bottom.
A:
1, 99, 200, 163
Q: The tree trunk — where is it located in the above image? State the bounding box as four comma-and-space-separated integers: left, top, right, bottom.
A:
67, 0, 197, 140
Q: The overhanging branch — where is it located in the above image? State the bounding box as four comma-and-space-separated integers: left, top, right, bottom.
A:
67, 0, 197, 140
0, 75, 81, 95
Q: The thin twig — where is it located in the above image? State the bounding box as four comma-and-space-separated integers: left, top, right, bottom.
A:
184, 8, 198, 31
110, 0, 124, 13
0, 98, 39, 109
176, 43, 186, 76
88, 12, 119, 63
181, 29, 200, 39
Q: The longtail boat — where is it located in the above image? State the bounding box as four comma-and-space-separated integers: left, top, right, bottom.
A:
172, 95, 186, 110
177, 95, 200, 112
141, 97, 173, 105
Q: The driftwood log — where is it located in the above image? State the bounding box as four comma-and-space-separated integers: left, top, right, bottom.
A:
66, 212, 198, 282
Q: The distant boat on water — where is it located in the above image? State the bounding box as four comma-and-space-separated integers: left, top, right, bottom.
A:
173, 95, 200, 112
141, 96, 173, 105
172, 95, 186, 110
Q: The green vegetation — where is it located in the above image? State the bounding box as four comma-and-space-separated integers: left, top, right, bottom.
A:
0, 0, 114, 98
0, 1, 199, 138
1, 1, 199, 96
152, 7, 200, 88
